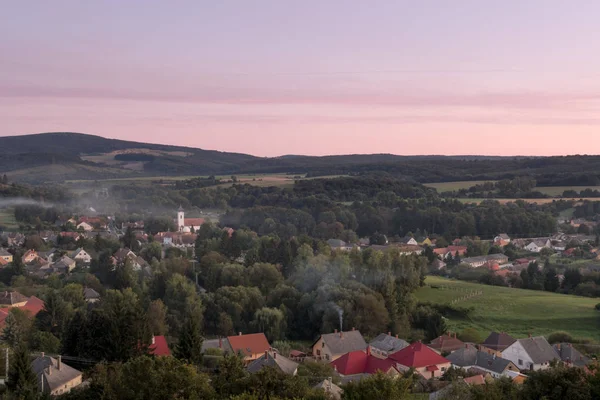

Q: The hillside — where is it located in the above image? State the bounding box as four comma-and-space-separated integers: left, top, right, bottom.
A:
3, 132, 600, 184
417, 276, 600, 341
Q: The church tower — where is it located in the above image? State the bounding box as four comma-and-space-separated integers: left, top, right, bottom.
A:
177, 205, 185, 231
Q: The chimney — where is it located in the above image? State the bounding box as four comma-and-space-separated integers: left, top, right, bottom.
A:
465, 344, 468, 349
273, 352, 277, 359
41, 352, 45, 358
388, 331, 391, 336
557, 344, 561, 350
367, 346, 371, 356
395, 334, 399, 339
218, 337, 222, 349
58, 356, 62, 371
528, 333, 532, 338
352, 327, 355, 331
333, 365, 337, 372
265, 350, 268, 358
327, 377, 332, 390
334, 329, 338, 334
340, 331, 343, 338
152, 336, 156, 345
48, 365, 52, 376
238, 332, 242, 336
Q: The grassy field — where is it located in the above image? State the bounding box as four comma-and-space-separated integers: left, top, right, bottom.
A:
456, 198, 599, 205
0, 209, 19, 230
416, 276, 600, 341
424, 181, 494, 192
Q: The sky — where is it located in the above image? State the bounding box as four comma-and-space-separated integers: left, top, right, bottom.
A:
3, 1, 600, 157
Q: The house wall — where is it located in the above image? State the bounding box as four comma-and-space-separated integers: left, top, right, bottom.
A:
478, 345, 502, 357
311, 338, 343, 362
50, 375, 83, 396
413, 362, 451, 379
502, 342, 548, 371
0, 255, 13, 263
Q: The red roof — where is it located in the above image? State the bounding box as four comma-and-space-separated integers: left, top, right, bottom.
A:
389, 342, 449, 368
149, 336, 171, 356
184, 218, 205, 227
289, 350, 306, 357
429, 334, 464, 352
227, 333, 270, 357
330, 350, 398, 376
22, 296, 45, 316
464, 375, 486, 385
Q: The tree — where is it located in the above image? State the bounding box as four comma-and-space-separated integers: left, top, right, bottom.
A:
3, 308, 33, 347
544, 265, 560, 293
251, 307, 286, 342
213, 353, 248, 398
35, 290, 72, 339
174, 312, 204, 365
147, 299, 168, 336
7, 343, 37, 400
342, 371, 412, 400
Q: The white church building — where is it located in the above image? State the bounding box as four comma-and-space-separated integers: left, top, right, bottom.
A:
177, 206, 205, 232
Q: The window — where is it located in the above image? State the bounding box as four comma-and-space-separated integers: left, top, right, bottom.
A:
441, 367, 446, 372
322, 343, 325, 348
326, 354, 330, 360
317, 350, 321, 356
518, 359, 523, 366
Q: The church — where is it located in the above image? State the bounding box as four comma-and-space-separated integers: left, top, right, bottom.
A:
176, 206, 205, 232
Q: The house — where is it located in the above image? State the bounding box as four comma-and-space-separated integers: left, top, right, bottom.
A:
429, 333, 465, 354
314, 378, 343, 400
327, 239, 355, 251
0, 296, 45, 329
446, 344, 520, 378
52, 256, 76, 274
389, 342, 451, 379
0, 258, 8, 267
395, 245, 424, 255
227, 333, 271, 363
32, 354, 83, 396
525, 239, 552, 253
330, 348, 400, 382
0, 248, 13, 263
430, 259, 447, 270
149, 335, 171, 356
501, 336, 559, 371
201, 337, 231, 354
494, 234, 511, 247
463, 374, 487, 385
77, 222, 93, 232
247, 350, 299, 375
433, 246, 467, 259
553, 343, 591, 368
399, 237, 419, 246
83, 287, 101, 303
369, 333, 409, 359
22, 249, 39, 264
552, 241, 567, 251
312, 330, 368, 362
461, 254, 509, 268
420, 238, 433, 246
480, 332, 517, 356
0, 291, 29, 307
176, 206, 205, 233
70, 248, 92, 264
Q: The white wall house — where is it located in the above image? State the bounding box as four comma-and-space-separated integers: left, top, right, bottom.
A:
501, 337, 559, 371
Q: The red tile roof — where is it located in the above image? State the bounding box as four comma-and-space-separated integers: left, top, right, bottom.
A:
184, 218, 205, 227
227, 333, 270, 357
464, 375, 486, 385
22, 296, 45, 316
389, 342, 450, 368
149, 335, 171, 356
429, 334, 465, 352
330, 350, 398, 376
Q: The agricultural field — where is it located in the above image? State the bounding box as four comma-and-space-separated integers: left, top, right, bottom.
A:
0, 209, 19, 230
416, 276, 600, 341
456, 198, 595, 205
424, 180, 494, 192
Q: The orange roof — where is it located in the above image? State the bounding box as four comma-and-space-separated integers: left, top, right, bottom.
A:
184, 218, 205, 227
227, 333, 270, 357
464, 375, 486, 385
0, 258, 8, 266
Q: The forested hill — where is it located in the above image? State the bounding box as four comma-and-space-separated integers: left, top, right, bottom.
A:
3, 132, 600, 184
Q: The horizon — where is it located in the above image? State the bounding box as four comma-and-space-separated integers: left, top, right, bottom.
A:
3, 1, 600, 156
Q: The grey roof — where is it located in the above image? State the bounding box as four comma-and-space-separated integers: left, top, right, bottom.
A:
446, 345, 515, 374
0, 248, 11, 257
516, 337, 559, 365
31, 356, 82, 393
553, 343, 591, 367
0, 291, 28, 305
327, 239, 347, 248
83, 288, 100, 300
482, 332, 516, 351
246, 352, 299, 375
318, 331, 367, 355
369, 334, 409, 353
314, 379, 343, 400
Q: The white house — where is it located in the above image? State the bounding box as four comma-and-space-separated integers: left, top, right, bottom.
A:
70, 248, 92, 264
525, 239, 552, 253
176, 207, 205, 233
399, 237, 418, 246
501, 336, 559, 371
76, 222, 93, 232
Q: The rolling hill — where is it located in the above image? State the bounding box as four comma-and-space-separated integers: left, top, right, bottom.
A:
3, 132, 600, 184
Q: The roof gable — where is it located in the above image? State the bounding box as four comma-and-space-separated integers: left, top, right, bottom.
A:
319, 331, 367, 355
482, 332, 516, 351
514, 337, 559, 365
369, 333, 409, 353
389, 342, 449, 368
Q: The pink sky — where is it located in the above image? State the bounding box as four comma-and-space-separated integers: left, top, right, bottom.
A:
3, 1, 600, 156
